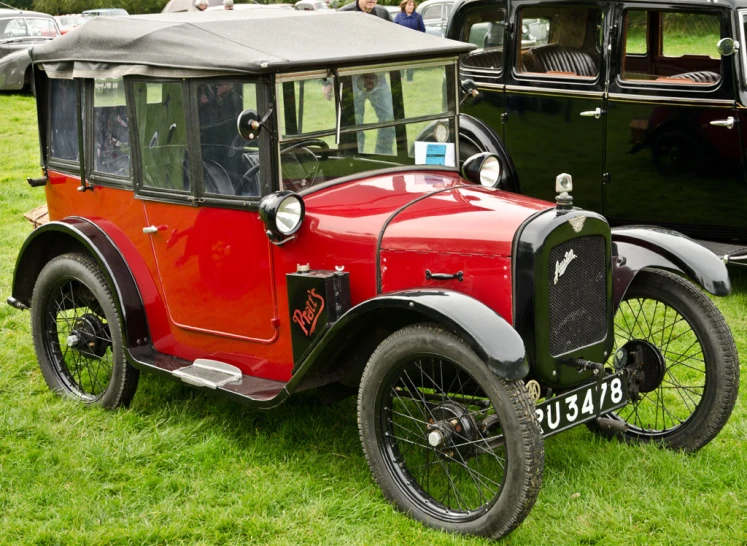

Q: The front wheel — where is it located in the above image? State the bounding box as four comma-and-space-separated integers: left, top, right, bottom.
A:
358, 324, 544, 539
592, 269, 739, 452
31, 253, 139, 409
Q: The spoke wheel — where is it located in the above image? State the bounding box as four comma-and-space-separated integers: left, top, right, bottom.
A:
592, 269, 738, 452
31, 253, 139, 408
358, 324, 543, 539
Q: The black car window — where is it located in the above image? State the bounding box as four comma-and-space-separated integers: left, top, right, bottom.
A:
197, 81, 259, 197
133, 81, 191, 192
517, 6, 602, 79
49, 79, 80, 162
622, 10, 721, 85
93, 77, 130, 179
459, 9, 506, 72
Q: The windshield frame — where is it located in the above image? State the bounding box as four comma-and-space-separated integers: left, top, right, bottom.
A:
273, 58, 462, 188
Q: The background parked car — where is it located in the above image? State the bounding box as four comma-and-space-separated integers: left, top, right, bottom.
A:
417, 0, 453, 37
54, 14, 87, 34
295, 0, 330, 10
0, 9, 59, 91
82, 8, 129, 17
162, 0, 223, 12
450, 0, 747, 255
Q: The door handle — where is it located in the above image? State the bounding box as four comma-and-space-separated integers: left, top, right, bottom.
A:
143, 225, 158, 234
710, 117, 735, 130
580, 108, 603, 119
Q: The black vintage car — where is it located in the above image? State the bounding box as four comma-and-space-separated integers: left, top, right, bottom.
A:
448, 0, 747, 257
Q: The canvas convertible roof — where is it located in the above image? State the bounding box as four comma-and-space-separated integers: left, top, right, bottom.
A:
31, 10, 475, 79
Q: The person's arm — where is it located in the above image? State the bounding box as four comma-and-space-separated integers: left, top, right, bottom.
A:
418, 13, 425, 32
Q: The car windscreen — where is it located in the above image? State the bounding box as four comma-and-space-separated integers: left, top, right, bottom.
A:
276, 61, 458, 190
0, 17, 58, 40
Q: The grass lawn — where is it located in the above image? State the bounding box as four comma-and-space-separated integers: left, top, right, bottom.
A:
1, 91, 746, 545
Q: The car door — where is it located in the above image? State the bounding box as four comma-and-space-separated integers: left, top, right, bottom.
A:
604, 6, 746, 241
502, 1, 608, 209
422, 3, 446, 37
132, 78, 278, 343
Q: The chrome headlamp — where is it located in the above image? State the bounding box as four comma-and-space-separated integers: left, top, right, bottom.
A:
259, 191, 306, 241
462, 152, 502, 188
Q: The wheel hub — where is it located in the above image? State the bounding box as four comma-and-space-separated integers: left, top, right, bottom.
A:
70, 313, 108, 358
625, 339, 666, 393
426, 402, 478, 460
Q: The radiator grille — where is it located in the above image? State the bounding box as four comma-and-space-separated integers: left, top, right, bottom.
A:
547, 235, 607, 356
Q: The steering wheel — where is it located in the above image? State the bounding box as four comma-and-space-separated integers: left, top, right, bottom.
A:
228, 133, 259, 158
279, 139, 330, 191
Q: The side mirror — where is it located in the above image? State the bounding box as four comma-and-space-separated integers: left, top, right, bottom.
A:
237, 109, 262, 141
717, 37, 739, 57
460, 79, 481, 107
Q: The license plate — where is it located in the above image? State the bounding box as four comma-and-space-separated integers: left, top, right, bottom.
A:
535, 372, 628, 437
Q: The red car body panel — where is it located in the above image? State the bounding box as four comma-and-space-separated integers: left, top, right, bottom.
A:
380, 186, 550, 323
44, 168, 553, 381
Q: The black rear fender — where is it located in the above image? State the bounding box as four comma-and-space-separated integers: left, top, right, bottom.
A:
11, 217, 158, 349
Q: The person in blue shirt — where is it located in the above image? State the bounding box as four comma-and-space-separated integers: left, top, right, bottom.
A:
394, 0, 425, 81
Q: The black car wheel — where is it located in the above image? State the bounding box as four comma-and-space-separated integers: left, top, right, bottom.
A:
31, 253, 139, 408
358, 324, 543, 539
591, 269, 739, 452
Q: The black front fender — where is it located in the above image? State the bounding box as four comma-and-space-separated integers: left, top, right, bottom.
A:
612, 226, 731, 311
287, 289, 527, 394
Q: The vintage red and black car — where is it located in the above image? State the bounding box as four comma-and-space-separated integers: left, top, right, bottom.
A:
448, 0, 747, 259
6, 10, 740, 540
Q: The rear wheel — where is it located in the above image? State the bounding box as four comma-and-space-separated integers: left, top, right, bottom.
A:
358, 324, 543, 539
31, 253, 139, 408
592, 269, 738, 452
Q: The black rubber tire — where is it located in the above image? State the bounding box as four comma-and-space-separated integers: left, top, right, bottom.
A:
31, 253, 139, 409
590, 269, 739, 452
358, 323, 544, 539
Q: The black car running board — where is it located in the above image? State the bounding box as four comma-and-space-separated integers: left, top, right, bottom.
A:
127, 346, 289, 408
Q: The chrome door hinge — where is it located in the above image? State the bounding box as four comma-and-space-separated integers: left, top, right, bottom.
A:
188, 196, 206, 205
501, 112, 508, 124
602, 173, 611, 185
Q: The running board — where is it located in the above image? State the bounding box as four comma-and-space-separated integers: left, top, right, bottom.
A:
127, 346, 288, 408
696, 239, 747, 266
173, 359, 242, 389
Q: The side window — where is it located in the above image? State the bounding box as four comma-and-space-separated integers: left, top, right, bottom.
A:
517, 6, 603, 79
1, 18, 27, 38
422, 5, 441, 24
459, 10, 506, 71
197, 81, 259, 197
26, 18, 58, 37
622, 10, 721, 84
93, 77, 130, 179
625, 10, 648, 55
133, 81, 190, 192
49, 79, 79, 162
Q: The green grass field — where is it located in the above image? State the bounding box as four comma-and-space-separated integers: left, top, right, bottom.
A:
1, 92, 746, 545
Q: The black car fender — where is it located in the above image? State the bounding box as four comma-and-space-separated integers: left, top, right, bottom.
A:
10, 217, 154, 349
611, 226, 731, 312
287, 289, 528, 394
459, 114, 519, 192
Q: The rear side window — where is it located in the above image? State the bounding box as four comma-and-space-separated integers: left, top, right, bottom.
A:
93, 77, 130, 178
517, 6, 603, 79
621, 10, 721, 84
133, 81, 190, 192
459, 10, 506, 72
49, 79, 79, 162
